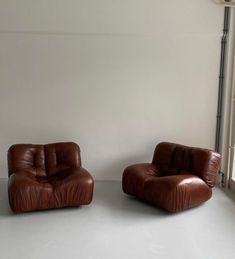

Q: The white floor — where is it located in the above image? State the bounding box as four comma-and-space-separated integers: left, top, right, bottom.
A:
0, 179, 235, 259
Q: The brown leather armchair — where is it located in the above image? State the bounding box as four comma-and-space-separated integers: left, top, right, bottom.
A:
122, 142, 221, 213
8, 142, 94, 213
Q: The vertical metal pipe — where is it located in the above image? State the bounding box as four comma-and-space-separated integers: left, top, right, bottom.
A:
215, 4, 230, 152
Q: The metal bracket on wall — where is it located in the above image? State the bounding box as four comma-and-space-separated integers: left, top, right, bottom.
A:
217, 0, 235, 7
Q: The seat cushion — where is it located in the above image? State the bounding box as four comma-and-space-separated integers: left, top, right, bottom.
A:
8, 168, 94, 213
122, 165, 212, 213
144, 174, 212, 212
8, 172, 53, 213
49, 168, 94, 208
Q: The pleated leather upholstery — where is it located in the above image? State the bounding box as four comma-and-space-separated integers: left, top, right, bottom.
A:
122, 142, 221, 213
8, 142, 94, 213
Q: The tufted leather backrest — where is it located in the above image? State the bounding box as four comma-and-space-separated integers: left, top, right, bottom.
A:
152, 142, 221, 188
45, 142, 81, 176
8, 142, 81, 177
8, 144, 46, 177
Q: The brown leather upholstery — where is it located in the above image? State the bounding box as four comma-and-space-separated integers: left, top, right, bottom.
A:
122, 142, 221, 213
8, 142, 94, 213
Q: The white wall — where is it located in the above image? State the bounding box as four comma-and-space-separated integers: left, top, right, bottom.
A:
0, 0, 223, 180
